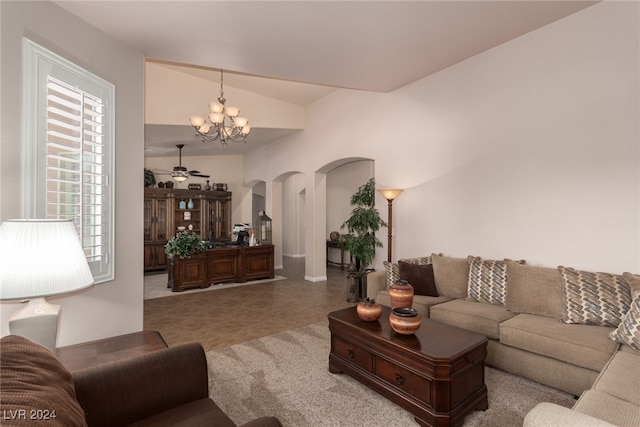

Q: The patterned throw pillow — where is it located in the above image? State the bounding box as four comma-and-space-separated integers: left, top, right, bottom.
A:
466, 256, 519, 306
384, 256, 433, 289
609, 272, 640, 350
383, 261, 399, 289
559, 266, 632, 328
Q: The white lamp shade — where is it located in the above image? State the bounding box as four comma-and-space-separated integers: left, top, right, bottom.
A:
241, 125, 251, 135
209, 102, 224, 113
198, 122, 211, 133
234, 117, 248, 128
209, 112, 224, 124
225, 106, 240, 117
189, 116, 205, 127
0, 219, 94, 300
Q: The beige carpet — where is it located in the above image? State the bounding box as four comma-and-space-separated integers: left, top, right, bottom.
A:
207, 321, 576, 427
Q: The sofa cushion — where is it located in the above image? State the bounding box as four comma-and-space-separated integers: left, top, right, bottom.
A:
384, 256, 434, 289
429, 299, 515, 339
374, 290, 451, 318
499, 314, 618, 372
398, 261, 438, 297
609, 273, 640, 351
592, 347, 640, 406
466, 256, 522, 306
573, 390, 640, 427
505, 260, 564, 319
431, 254, 469, 299
0, 335, 88, 427
559, 266, 631, 328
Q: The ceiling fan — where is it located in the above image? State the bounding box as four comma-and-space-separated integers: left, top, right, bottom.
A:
172, 144, 210, 182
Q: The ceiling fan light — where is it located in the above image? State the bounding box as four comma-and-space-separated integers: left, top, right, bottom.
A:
190, 116, 205, 127
172, 172, 188, 183
209, 102, 224, 113
209, 112, 224, 124
225, 106, 239, 118
235, 117, 248, 128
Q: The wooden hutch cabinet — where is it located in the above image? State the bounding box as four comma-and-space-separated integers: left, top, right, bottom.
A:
143, 189, 172, 272
143, 188, 233, 272
203, 191, 232, 242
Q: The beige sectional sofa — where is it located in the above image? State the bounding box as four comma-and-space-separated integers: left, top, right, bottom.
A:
366, 254, 640, 426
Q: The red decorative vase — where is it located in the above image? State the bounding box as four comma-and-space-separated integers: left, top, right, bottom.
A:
389, 307, 421, 335
357, 298, 383, 321
389, 279, 414, 309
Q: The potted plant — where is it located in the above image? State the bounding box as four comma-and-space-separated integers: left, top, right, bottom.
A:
165, 231, 206, 260
165, 231, 206, 289
144, 168, 156, 187
340, 178, 387, 298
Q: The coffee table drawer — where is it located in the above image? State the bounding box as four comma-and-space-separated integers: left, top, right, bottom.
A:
376, 357, 431, 403
332, 336, 373, 372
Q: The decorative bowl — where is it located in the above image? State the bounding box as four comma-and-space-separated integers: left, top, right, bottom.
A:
389, 307, 421, 335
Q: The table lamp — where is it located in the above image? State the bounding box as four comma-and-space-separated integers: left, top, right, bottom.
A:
0, 219, 94, 351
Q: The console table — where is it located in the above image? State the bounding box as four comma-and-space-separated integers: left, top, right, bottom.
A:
326, 239, 345, 270
169, 244, 275, 292
328, 306, 488, 427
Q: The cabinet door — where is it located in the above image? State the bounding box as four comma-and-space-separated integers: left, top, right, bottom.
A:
156, 197, 169, 240
144, 198, 154, 241
203, 193, 231, 241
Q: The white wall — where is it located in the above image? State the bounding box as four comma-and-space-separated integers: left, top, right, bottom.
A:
326, 161, 374, 265
0, 1, 145, 345
244, 1, 640, 277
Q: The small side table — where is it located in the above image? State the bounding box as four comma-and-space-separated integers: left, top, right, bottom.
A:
55, 331, 168, 371
326, 239, 345, 270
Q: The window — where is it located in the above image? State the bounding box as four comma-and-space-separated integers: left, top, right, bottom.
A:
23, 39, 115, 283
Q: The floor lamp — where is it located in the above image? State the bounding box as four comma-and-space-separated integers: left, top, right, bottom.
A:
377, 189, 403, 262
0, 219, 94, 351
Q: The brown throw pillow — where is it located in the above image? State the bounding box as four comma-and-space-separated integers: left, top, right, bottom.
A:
0, 335, 88, 427
399, 261, 439, 297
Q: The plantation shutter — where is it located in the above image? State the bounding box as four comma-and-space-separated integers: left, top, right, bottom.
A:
45, 77, 108, 276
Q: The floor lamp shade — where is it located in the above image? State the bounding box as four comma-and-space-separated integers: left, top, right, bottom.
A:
378, 189, 403, 263
0, 219, 94, 350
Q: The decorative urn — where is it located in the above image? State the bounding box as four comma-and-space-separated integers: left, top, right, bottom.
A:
389, 307, 421, 335
356, 298, 383, 321
389, 279, 414, 309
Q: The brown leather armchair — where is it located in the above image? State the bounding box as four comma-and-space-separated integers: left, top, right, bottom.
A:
72, 342, 282, 427
0, 335, 281, 427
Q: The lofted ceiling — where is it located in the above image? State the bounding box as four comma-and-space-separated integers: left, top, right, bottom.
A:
54, 0, 598, 156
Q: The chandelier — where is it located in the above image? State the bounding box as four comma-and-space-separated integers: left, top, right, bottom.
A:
189, 69, 251, 145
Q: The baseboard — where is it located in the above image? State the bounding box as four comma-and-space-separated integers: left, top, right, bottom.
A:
304, 275, 328, 282
283, 253, 305, 258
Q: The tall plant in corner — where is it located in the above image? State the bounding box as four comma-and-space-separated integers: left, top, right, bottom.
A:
340, 178, 387, 274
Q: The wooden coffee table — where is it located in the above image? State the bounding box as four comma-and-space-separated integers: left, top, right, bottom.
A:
328, 306, 488, 427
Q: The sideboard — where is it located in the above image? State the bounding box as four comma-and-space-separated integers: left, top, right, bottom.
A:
169, 245, 275, 292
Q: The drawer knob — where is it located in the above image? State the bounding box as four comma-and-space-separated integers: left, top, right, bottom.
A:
347, 349, 355, 359
395, 373, 406, 385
